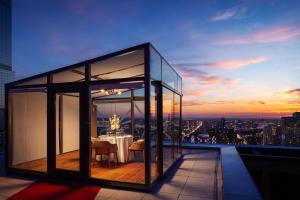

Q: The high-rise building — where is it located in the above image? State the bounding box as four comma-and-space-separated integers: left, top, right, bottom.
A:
281, 112, 300, 146
0, 0, 14, 109
218, 117, 226, 130
0, 0, 14, 137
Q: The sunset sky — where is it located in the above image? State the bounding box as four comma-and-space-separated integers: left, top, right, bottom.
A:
13, 0, 300, 118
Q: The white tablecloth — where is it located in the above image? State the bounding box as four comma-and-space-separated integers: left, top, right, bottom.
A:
96, 135, 133, 163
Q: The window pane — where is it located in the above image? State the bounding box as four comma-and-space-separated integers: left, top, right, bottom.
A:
150, 47, 161, 80
174, 94, 181, 159
163, 87, 175, 173
177, 76, 182, 93
55, 93, 80, 171
90, 82, 145, 184
8, 89, 47, 172
16, 76, 47, 86
150, 82, 159, 182
53, 66, 85, 83
91, 49, 144, 80
162, 59, 177, 90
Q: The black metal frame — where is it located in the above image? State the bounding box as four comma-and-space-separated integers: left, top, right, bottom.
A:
4, 43, 183, 191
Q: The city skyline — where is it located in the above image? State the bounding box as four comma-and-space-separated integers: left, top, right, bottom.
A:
12, 0, 300, 118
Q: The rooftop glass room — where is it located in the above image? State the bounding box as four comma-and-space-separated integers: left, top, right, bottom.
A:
5, 43, 183, 191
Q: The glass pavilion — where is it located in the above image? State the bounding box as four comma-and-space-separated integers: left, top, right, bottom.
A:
5, 43, 182, 191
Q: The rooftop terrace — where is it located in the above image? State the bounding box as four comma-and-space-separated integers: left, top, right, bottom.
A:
0, 147, 265, 200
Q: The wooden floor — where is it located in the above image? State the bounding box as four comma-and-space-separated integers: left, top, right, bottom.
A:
13, 150, 157, 184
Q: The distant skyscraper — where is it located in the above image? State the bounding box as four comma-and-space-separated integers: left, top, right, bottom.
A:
292, 112, 300, 119
281, 112, 300, 146
217, 118, 226, 130
0, 0, 14, 108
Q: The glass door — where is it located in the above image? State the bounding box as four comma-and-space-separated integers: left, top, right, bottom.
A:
48, 86, 83, 178
55, 92, 80, 171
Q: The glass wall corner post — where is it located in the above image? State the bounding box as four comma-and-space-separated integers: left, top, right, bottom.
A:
81, 62, 91, 178
79, 86, 90, 178
47, 75, 55, 175
144, 44, 151, 189
4, 84, 10, 172
179, 94, 183, 155
156, 81, 163, 179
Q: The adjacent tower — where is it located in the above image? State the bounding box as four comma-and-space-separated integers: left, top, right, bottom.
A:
0, 0, 14, 108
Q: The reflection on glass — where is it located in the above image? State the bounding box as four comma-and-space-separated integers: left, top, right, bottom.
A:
150, 83, 159, 182
90, 82, 145, 184
55, 92, 80, 171
150, 47, 161, 80
162, 59, 178, 90
16, 76, 47, 86
53, 66, 85, 83
91, 49, 144, 80
162, 87, 181, 173
177, 76, 182, 93
174, 94, 181, 159
8, 89, 47, 172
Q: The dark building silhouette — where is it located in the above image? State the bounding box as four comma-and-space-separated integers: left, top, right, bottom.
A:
0, 0, 14, 108
281, 112, 300, 145
0, 0, 14, 150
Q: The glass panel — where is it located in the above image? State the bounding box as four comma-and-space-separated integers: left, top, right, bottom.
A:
174, 93, 181, 159
55, 92, 80, 171
162, 87, 175, 173
150, 82, 159, 182
162, 59, 178, 90
53, 66, 85, 83
90, 82, 145, 184
8, 89, 47, 172
91, 49, 144, 80
150, 47, 161, 80
177, 76, 182, 93
16, 76, 47, 86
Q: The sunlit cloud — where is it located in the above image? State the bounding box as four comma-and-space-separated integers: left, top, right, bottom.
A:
178, 67, 239, 85
184, 90, 205, 97
285, 88, 300, 97
249, 101, 266, 105
215, 100, 236, 104
218, 25, 300, 45
183, 100, 237, 107
211, 5, 248, 21
175, 56, 265, 70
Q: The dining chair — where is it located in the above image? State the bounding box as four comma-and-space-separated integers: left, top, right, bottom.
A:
91, 140, 118, 167
128, 139, 145, 162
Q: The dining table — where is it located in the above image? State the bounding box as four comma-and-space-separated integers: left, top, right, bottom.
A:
95, 134, 133, 163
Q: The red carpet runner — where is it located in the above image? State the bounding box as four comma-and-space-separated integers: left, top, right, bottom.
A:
8, 181, 101, 200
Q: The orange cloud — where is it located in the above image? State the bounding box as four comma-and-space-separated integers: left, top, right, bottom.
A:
218, 25, 300, 45
183, 100, 236, 107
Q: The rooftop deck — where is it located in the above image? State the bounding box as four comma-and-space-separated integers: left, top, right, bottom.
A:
95, 149, 220, 200
0, 147, 264, 200
0, 149, 219, 200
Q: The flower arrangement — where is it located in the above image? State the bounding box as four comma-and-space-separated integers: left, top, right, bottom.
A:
109, 114, 120, 134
